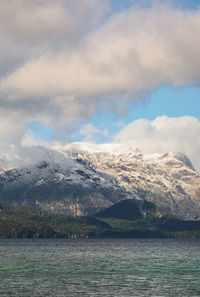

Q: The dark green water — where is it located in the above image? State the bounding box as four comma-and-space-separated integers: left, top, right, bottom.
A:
0, 239, 199, 297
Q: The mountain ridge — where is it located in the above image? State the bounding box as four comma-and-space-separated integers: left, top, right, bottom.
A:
0, 143, 199, 220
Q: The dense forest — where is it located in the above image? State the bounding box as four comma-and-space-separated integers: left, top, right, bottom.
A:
0, 200, 200, 239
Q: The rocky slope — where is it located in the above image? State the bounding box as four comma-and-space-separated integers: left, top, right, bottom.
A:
0, 143, 200, 220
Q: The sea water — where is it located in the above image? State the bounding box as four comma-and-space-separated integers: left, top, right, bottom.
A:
0, 239, 199, 296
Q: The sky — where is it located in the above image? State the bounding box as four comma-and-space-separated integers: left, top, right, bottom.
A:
0, 0, 200, 171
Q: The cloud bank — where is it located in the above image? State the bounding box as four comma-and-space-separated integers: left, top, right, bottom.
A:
1, 1, 200, 130
3, 3, 200, 100
0, 1, 199, 171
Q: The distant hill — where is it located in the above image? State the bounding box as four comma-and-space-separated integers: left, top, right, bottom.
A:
94, 199, 159, 220
95, 199, 200, 232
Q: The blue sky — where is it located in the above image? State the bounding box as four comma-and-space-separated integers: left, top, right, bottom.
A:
111, 0, 200, 10
28, 85, 200, 143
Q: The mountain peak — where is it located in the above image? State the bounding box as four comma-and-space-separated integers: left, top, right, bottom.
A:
0, 144, 199, 220
160, 152, 195, 170
172, 152, 194, 170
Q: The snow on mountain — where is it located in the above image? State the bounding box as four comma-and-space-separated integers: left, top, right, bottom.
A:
0, 143, 199, 219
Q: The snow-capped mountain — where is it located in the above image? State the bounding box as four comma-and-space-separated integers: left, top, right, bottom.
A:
0, 143, 200, 220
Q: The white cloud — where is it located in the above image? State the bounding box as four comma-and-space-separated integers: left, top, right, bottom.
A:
0, 111, 28, 143
2, 3, 200, 95
1, 2, 200, 130
80, 123, 100, 137
0, 0, 111, 142
115, 115, 200, 171
0, 1, 199, 165
0, 0, 110, 44
79, 123, 109, 142
0, 0, 110, 78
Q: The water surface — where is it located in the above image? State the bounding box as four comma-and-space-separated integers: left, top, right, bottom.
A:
0, 239, 199, 296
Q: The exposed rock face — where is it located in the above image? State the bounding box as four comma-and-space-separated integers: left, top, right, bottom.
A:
0, 143, 199, 220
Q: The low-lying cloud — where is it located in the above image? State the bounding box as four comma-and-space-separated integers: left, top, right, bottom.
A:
115, 115, 200, 171
1, 115, 199, 173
